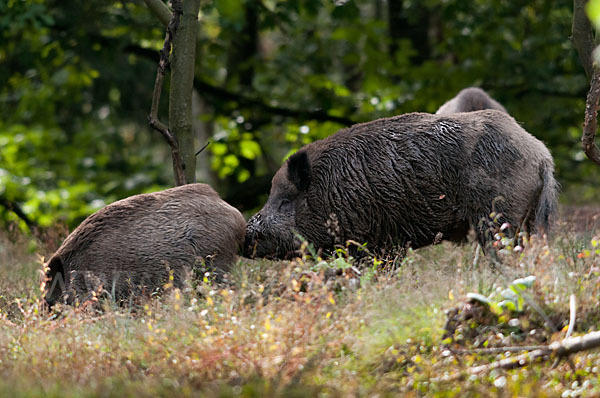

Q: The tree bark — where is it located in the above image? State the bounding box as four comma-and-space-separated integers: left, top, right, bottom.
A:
572, 0, 600, 166
582, 68, 600, 165
147, 0, 186, 186
143, 0, 173, 27
572, 0, 596, 80
144, 0, 202, 39
148, 0, 185, 185
192, 89, 217, 186
169, 0, 201, 184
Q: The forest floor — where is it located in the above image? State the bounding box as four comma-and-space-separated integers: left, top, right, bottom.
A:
0, 207, 599, 397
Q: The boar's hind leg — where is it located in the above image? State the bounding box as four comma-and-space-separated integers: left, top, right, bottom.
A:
469, 198, 515, 249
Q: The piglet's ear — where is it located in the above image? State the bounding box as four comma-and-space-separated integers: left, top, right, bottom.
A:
287, 151, 311, 191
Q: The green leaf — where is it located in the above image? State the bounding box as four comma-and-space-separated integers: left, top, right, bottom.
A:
211, 142, 228, 156
498, 300, 517, 312
587, 0, 600, 28
510, 275, 536, 291
223, 154, 239, 168
237, 169, 250, 183
239, 140, 261, 160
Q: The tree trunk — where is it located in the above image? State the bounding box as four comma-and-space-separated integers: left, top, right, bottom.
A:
572, 0, 596, 80
169, 0, 201, 184
582, 68, 600, 165
192, 89, 217, 186
572, 0, 600, 166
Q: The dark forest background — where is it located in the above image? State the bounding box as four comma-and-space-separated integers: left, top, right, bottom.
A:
1, 0, 597, 230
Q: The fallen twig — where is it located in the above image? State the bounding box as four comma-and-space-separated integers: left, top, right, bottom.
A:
450, 345, 548, 355
435, 330, 600, 383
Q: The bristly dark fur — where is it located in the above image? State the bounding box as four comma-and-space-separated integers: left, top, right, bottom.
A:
245, 110, 558, 259
45, 184, 246, 306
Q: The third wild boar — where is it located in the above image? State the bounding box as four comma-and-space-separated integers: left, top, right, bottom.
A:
45, 183, 246, 306
245, 110, 558, 259
436, 87, 508, 115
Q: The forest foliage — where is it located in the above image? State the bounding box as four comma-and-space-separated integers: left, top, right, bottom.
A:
0, 0, 597, 230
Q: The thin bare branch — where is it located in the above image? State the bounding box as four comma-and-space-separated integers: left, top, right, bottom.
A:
0, 196, 37, 231
451, 345, 548, 355
144, 0, 203, 36
583, 67, 600, 165
143, 0, 173, 26
473, 331, 600, 374
436, 331, 600, 383
195, 141, 210, 157
147, 0, 186, 186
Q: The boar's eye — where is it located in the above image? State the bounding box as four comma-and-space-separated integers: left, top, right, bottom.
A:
278, 198, 292, 212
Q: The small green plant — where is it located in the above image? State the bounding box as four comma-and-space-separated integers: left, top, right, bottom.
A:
360, 256, 382, 284
467, 275, 536, 318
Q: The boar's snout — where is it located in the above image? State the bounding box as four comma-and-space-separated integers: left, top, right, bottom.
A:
243, 210, 298, 259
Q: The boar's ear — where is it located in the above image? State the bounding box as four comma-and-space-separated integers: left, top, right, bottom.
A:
287, 151, 311, 191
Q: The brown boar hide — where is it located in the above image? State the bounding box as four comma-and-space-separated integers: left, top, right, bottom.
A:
245, 111, 558, 259
45, 183, 246, 306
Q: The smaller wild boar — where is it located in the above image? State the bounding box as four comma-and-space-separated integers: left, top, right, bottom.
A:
436, 87, 507, 115
44, 183, 246, 306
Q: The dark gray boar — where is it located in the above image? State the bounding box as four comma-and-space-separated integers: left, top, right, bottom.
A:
436, 87, 507, 115
45, 183, 246, 306
245, 110, 558, 259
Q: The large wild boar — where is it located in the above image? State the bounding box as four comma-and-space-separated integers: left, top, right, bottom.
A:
436, 87, 507, 115
245, 110, 558, 259
45, 183, 246, 306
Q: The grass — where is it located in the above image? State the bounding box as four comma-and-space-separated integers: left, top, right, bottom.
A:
0, 214, 599, 397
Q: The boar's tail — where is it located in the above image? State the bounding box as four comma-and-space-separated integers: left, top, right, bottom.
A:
534, 159, 560, 234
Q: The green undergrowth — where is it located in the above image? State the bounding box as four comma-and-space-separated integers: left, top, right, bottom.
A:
0, 220, 599, 397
